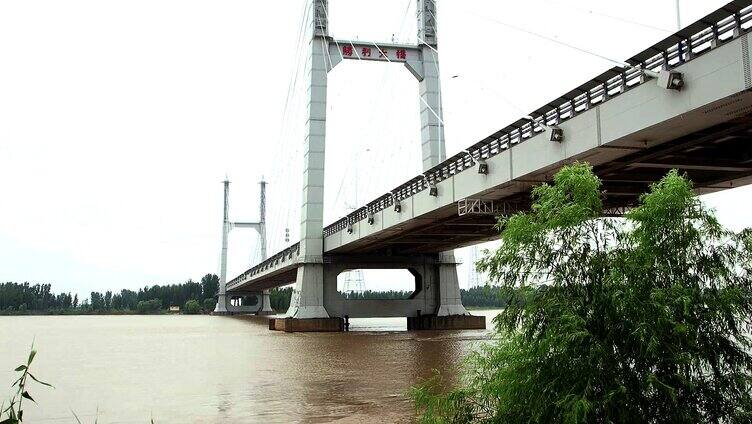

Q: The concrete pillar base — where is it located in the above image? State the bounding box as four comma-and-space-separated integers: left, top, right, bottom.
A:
269, 317, 344, 332
407, 314, 486, 331
257, 290, 274, 316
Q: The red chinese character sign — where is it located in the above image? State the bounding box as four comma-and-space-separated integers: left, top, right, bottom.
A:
334, 42, 416, 64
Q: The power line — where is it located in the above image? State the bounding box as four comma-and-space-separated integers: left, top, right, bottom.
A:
327, 0, 417, 216
540, 0, 673, 33
460, 7, 630, 69
264, 0, 311, 255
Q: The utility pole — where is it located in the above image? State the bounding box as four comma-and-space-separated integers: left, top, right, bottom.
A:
676, 0, 681, 30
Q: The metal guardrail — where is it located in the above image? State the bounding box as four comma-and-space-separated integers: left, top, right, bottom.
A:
324, 1, 752, 238
457, 199, 525, 217
227, 242, 300, 287
232, 1, 752, 286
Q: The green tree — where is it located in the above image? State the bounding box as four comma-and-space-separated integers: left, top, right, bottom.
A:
270, 287, 293, 312
136, 299, 161, 314
184, 300, 201, 315
203, 298, 216, 312
104, 291, 112, 309
200, 274, 219, 300
90, 292, 105, 311
412, 164, 752, 423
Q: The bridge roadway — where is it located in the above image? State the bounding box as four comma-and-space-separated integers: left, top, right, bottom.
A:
229, 1, 752, 294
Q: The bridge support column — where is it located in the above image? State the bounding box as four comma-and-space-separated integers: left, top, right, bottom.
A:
415, 0, 469, 319
216, 293, 263, 315
435, 252, 469, 316
257, 289, 274, 315
214, 294, 230, 315
286, 264, 329, 318
283, 0, 332, 321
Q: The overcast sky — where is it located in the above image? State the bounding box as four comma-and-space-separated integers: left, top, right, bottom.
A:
1, 0, 750, 297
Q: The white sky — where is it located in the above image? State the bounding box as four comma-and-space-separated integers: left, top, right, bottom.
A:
1, 0, 750, 296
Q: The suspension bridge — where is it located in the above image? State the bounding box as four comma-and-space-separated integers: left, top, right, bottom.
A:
216, 0, 752, 331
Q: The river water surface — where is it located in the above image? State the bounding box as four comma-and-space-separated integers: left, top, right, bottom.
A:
0, 311, 500, 423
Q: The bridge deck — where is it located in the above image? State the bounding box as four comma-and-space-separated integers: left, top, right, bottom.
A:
228, 1, 752, 293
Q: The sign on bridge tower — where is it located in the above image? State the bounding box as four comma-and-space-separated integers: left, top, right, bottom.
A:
288, 0, 467, 319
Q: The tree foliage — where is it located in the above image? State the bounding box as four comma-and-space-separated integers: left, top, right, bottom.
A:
1, 275, 221, 314
412, 164, 752, 423
200, 274, 219, 300
0, 283, 74, 312
184, 300, 201, 315
203, 298, 217, 312
136, 299, 162, 314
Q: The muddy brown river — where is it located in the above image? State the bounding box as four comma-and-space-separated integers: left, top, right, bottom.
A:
0, 311, 500, 423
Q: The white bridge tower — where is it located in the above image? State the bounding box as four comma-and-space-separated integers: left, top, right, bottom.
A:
287, 0, 467, 319
215, 179, 274, 315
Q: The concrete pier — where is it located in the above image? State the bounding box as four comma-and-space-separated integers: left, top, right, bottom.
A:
269, 315, 484, 332
407, 314, 486, 331
269, 317, 344, 332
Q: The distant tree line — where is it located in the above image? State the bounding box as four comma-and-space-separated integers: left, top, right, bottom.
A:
0, 282, 78, 312
460, 286, 510, 308
1, 274, 220, 315
1, 277, 507, 315
340, 287, 509, 308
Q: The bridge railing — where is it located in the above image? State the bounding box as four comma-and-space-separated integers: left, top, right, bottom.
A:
227, 242, 300, 288
323, 1, 752, 239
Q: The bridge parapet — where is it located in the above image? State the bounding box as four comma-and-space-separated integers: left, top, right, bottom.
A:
323, 1, 752, 239
227, 242, 300, 291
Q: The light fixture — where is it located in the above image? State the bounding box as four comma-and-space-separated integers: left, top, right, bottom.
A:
424, 174, 438, 196
394, 201, 402, 213
477, 158, 489, 175
646, 69, 684, 91
347, 223, 353, 234
367, 213, 375, 225
550, 127, 564, 143
660, 71, 684, 90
